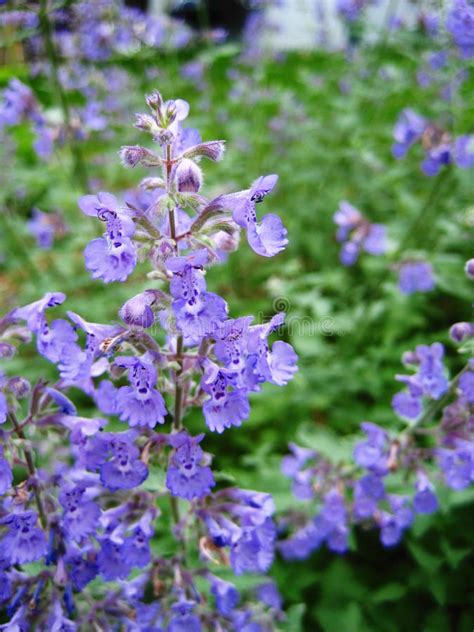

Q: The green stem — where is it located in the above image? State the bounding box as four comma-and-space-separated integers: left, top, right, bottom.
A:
38, 0, 88, 190
8, 412, 47, 529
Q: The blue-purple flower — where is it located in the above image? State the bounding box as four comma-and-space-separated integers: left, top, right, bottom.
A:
166, 432, 215, 500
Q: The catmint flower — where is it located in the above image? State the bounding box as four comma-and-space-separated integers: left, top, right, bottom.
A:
353, 422, 388, 472
379, 496, 413, 547
99, 432, 148, 490
313, 490, 349, 554
459, 369, 474, 403
175, 158, 203, 192
0, 447, 13, 495
0, 393, 8, 424
119, 145, 162, 168
454, 135, 474, 168
208, 574, 240, 616
446, 0, 474, 58
115, 356, 167, 428
166, 432, 215, 500
437, 442, 474, 490
465, 258, 474, 278
230, 517, 276, 574
11, 292, 66, 333
181, 140, 226, 162
398, 261, 435, 294
224, 174, 288, 258
168, 600, 201, 632
449, 321, 474, 343
59, 485, 101, 542
97, 538, 134, 581
413, 473, 438, 514
27, 208, 65, 249
119, 290, 163, 328
333, 201, 386, 265
0, 512, 47, 565
201, 360, 250, 433
392, 109, 427, 158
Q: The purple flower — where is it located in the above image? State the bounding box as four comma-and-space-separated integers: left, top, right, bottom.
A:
421, 141, 452, 176
230, 517, 276, 574
0, 447, 13, 495
228, 175, 288, 258
121, 527, 151, 569
446, 0, 474, 59
313, 490, 349, 554
12, 292, 66, 333
0, 79, 37, 129
208, 574, 240, 616
0, 511, 47, 565
454, 135, 474, 168
27, 209, 57, 249
413, 473, 438, 514
449, 321, 474, 343
0, 392, 7, 424
84, 236, 137, 283
398, 261, 435, 294
99, 432, 148, 490
392, 109, 426, 159
168, 600, 201, 632
119, 290, 162, 328
59, 485, 101, 542
166, 432, 215, 500
97, 538, 133, 581
459, 369, 474, 403
437, 442, 474, 490
201, 360, 250, 433
115, 356, 167, 428
392, 389, 423, 420
465, 258, 474, 279
334, 201, 386, 265
379, 496, 413, 547
353, 422, 388, 472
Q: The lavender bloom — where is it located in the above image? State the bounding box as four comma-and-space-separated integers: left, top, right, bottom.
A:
421, 140, 452, 176
208, 575, 240, 616
353, 422, 388, 472
230, 517, 276, 574
168, 600, 201, 632
27, 209, 59, 249
314, 490, 349, 554
228, 175, 288, 258
454, 135, 474, 168
459, 369, 474, 403
398, 261, 435, 294
334, 201, 386, 265
0, 512, 47, 565
0, 392, 7, 424
119, 290, 163, 328
99, 432, 148, 490
0, 447, 13, 495
12, 292, 66, 333
437, 442, 474, 490
413, 473, 438, 514
0, 79, 37, 129
446, 0, 474, 58
449, 321, 474, 343
166, 432, 215, 500
201, 360, 250, 433
97, 538, 134, 581
115, 356, 167, 428
379, 496, 414, 547
465, 258, 474, 278
392, 109, 426, 159
59, 485, 101, 542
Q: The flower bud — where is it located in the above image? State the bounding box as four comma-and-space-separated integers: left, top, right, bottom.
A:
134, 113, 157, 133
119, 290, 164, 328
175, 159, 203, 193
145, 90, 163, 113
182, 140, 226, 162
465, 258, 474, 279
7, 376, 30, 399
119, 145, 162, 169
0, 343, 15, 358
449, 321, 474, 343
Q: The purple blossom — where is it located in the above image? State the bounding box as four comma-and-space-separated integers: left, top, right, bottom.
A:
59, 485, 101, 542
454, 135, 474, 168
230, 517, 276, 574
446, 0, 474, 58
353, 422, 388, 472
413, 473, 438, 514
166, 432, 215, 500
437, 442, 474, 490
99, 432, 148, 490
0, 512, 47, 565
392, 109, 426, 159
201, 360, 250, 433
334, 201, 386, 265
379, 495, 413, 547
459, 369, 474, 403
115, 356, 167, 428
119, 290, 162, 328
208, 574, 240, 616
0, 447, 13, 495
168, 600, 201, 632
398, 261, 435, 294
12, 292, 66, 333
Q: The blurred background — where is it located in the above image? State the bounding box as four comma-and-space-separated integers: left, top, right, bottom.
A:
1, 1, 473, 630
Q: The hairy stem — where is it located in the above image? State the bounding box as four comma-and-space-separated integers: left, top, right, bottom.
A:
8, 412, 47, 529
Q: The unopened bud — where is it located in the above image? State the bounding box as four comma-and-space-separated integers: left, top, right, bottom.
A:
7, 376, 30, 399
182, 140, 226, 162
145, 90, 163, 112
175, 159, 203, 193
449, 321, 474, 343
134, 113, 157, 133
465, 258, 474, 279
119, 145, 162, 169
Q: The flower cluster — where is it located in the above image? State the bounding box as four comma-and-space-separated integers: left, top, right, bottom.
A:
333, 200, 386, 265
392, 108, 474, 175
279, 267, 473, 558
0, 90, 298, 629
